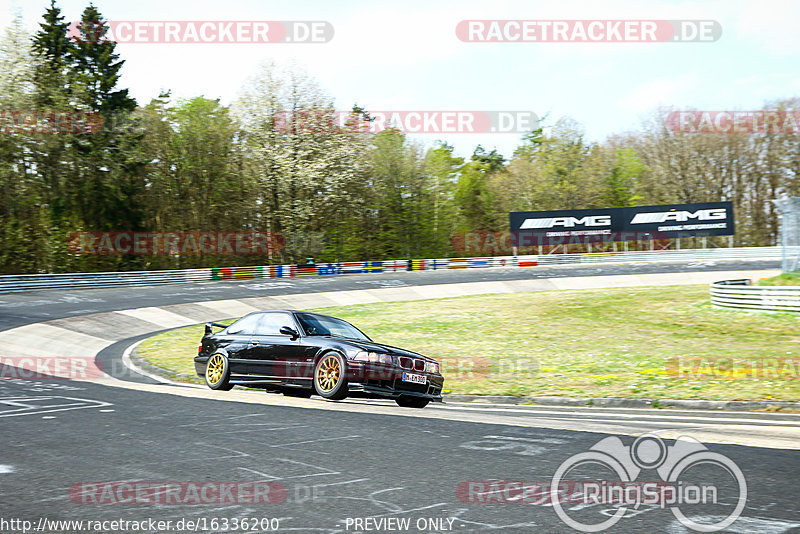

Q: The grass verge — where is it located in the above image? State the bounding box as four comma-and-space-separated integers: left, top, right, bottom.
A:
135, 285, 800, 401
758, 273, 800, 286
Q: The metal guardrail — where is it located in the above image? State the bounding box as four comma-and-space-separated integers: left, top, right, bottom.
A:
0, 246, 782, 293
711, 279, 800, 313
536, 246, 780, 266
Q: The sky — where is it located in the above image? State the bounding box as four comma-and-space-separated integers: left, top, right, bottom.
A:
1, 0, 799, 159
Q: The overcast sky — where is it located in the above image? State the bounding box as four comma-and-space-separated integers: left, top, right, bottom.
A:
2, 0, 798, 158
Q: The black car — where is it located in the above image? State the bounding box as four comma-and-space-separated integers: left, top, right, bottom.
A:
195, 310, 444, 408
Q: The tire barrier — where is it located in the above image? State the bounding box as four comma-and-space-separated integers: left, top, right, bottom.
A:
0, 246, 782, 293
711, 279, 800, 313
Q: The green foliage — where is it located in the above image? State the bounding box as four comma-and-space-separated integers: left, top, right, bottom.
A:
600, 147, 648, 208
757, 273, 800, 286
0, 5, 797, 273
455, 159, 499, 231
70, 5, 135, 116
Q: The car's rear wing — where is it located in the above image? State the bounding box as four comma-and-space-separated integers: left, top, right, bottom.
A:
204, 322, 228, 335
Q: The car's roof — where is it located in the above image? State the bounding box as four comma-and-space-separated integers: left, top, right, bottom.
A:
245, 310, 340, 320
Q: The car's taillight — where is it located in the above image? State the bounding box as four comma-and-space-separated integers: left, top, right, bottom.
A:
198, 343, 203, 355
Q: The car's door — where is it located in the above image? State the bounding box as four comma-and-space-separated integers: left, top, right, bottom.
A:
248, 312, 304, 379
220, 313, 264, 375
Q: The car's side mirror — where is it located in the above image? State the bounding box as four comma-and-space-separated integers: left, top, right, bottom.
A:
280, 326, 299, 339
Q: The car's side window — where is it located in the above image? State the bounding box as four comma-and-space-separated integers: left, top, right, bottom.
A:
226, 313, 262, 335
255, 313, 295, 336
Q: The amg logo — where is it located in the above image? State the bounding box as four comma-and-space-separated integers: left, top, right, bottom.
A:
630, 208, 727, 224
520, 215, 612, 229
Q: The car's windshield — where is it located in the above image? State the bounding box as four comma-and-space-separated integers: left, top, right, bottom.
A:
295, 313, 371, 341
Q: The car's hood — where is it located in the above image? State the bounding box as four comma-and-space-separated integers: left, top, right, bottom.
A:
336, 339, 435, 362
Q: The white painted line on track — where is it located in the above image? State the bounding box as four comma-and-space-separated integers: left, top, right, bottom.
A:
432, 404, 800, 426
121, 338, 204, 388
0, 396, 112, 417
444, 404, 800, 420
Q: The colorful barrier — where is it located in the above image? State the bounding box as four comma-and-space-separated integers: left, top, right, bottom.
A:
0, 247, 782, 293
410, 259, 426, 271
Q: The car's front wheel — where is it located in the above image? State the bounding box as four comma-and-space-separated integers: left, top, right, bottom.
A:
205, 353, 233, 390
314, 352, 349, 400
396, 396, 430, 408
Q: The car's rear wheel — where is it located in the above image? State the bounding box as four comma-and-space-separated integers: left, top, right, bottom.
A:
396, 396, 430, 408
205, 353, 233, 390
314, 353, 349, 400
282, 388, 313, 398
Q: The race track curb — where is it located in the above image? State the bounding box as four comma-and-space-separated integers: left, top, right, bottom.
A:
444, 394, 800, 412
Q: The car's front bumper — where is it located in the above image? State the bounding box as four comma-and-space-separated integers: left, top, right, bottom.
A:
347, 361, 444, 400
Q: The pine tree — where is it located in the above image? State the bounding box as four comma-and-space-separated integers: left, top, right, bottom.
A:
70, 4, 135, 116
32, 1, 73, 106
68, 4, 141, 247
30, 1, 75, 230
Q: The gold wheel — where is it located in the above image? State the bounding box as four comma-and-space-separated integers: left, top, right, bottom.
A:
315, 355, 341, 392
207, 354, 225, 384
205, 353, 232, 390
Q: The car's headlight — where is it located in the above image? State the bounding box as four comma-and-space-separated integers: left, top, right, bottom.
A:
354, 351, 393, 364
425, 361, 440, 374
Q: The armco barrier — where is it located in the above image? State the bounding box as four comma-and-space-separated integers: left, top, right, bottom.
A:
711, 279, 800, 313
0, 247, 782, 293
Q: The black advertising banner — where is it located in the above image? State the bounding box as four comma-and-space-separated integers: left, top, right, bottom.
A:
509, 202, 734, 246
620, 201, 734, 235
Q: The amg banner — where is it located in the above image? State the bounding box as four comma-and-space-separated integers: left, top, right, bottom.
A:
509, 202, 734, 246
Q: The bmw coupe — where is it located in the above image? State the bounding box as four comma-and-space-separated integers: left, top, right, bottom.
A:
195, 310, 444, 408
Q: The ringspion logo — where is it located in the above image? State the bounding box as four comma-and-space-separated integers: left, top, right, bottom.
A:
456, 20, 721, 42
550, 435, 746, 532
68, 21, 333, 43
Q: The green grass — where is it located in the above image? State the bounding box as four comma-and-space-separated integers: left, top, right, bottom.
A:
137, 318, 235, 380
758, 273, 800, 286
136, 285, 800, 401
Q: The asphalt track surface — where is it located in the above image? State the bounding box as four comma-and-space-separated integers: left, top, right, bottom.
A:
0, 259, 780, 329
2, 259, 800, 533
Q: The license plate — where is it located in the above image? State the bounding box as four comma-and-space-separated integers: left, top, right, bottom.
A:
402, 372, 427, 385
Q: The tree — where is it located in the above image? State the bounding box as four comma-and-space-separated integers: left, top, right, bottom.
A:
600, 147, 648, 207
68, 4, 142, 237
455, 146, 505, 231
32, 0, 73, 108
70, 4, 135, 116
0, 12, 50, 273
234, 62, 370, 262
424, 142, 463, 253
